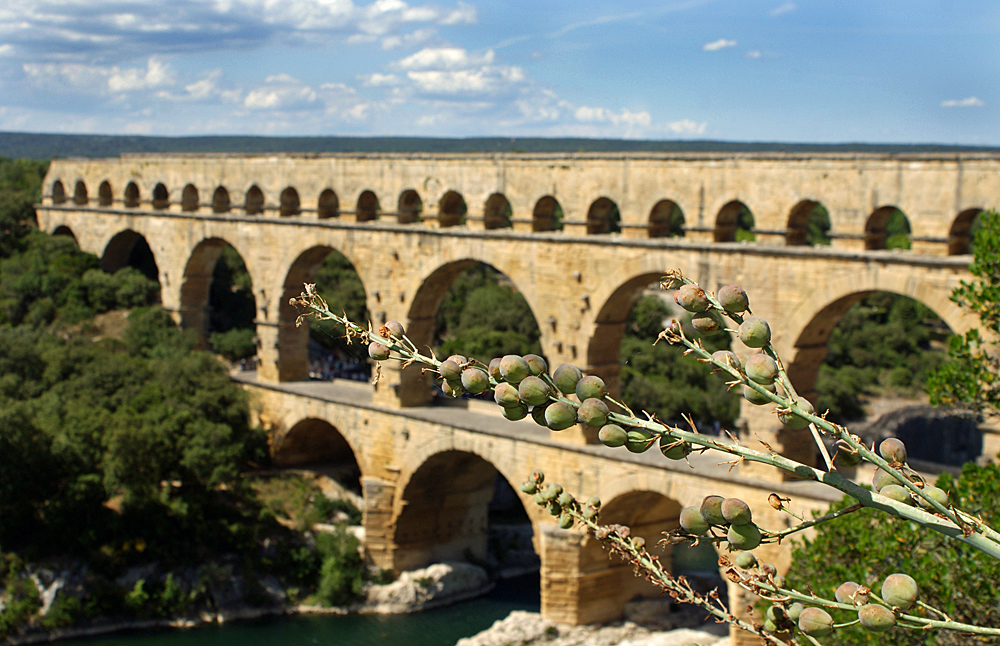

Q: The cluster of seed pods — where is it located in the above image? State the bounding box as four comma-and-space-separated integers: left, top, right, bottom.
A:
520, 471, 601, 530
868, 437, 950, 507
678, 495, 764, 551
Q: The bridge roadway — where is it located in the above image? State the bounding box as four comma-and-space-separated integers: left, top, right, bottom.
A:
235, 372, 840, 627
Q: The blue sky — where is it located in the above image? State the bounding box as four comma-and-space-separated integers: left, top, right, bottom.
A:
0, 1, 996, 144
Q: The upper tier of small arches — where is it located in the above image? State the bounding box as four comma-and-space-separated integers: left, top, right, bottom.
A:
44, 177, 989, 256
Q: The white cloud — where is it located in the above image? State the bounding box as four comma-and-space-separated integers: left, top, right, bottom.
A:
574, 106, 651, 127
702, 39, 737, 52
770, 2, 796, 16
395, 47, 494, 70
744, 50, 762, 59
108, 57, 175, 92
407, 66, 524, 94
667, 119, 707, 135
941, 97, 984, 108
244, 74, 318, 109
381, 28, 436, 49
361, 73, 401, 86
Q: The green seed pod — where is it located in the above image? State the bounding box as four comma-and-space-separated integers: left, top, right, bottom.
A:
717, 285, 749, 312
502, 402, 529, 421
625, 429, 655, 453
738, 317, 771, 348
787, 603, 804, 622
721, 498, 753, 525
762, 618, 777, 633
494, 382, 520, 408
879, 437, 907, 463
632, 536, 646, 549
674, 284, 710, 312
659, 435, 692, 460
583, 507, 599, 521
871, 468, 896, 493
743, 383, 776, 405
523, 354, 548, 376
461, 368, 490, 394
531, 403, 550, 427
700, 495, 727, 526
383, 320, 405, 338
558, 513, 574, 529
488, 357, 503, 381
772, 575, 786, 588
835, 581, 868, 606
368, 341, 390, 361
833, 439, 862, 467
442, 379, 464, 397
547, 483, 563, 496
532, 471, 544, 484
575, 375, 608, 401
712, 350, 742, 372
858, 604, 896, 632
745, 354, 779, 384
761, 563, 777, 576
446, 354, 467, 366
727, 523, 762, 550
533, 492, 546, 506
557, 492, 574, 507
548, 501, 561, 516
917, 485, 949, 509
500, 354, 531, 384
881, 573, 918, 610
518, 375, 551, 407
879, 484, 911, 504
552, 364, 583, 395
778, 396, 815, 430
679, 506, 710, 535
586, 496, 601, 509
598, 424, 628, 447
734, 551, 757, 569
520, 481, 537, 495
540, 486, 557, 502
691, 311, 725, 336
798, 607, 834, 637
545, 401, 578, 431
766, 605, 786, 623
578, 397, 610, 427
439, 359, 462, 381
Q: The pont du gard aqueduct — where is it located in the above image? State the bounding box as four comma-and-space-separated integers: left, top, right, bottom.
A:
35, 151, 999, 633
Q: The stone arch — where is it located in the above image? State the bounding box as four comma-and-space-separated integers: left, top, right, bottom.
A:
182, 184, 199, 212
98, 180, 113, 207
484, 193, 512, 230
357, 190, 379, 222
948, 208, 984, 255
73, 180, 88, 206
100, 229, 160, 283
391, 449, 537, 574
439, 190, 467, 228
715, 200, 754, 242
123, 181, 140, 208
179, 237, 255, 344
648, 199, 684, 238
586, 197, 621, 235
318, 189, 339, 219
212, 186, 230, 213
271, 418, 362, 487
152, 183, 169, 210
51, 180, 66, 204
865, 205, 910, 250
245, 185, 264, 215
786, 200, 831, 246
280, 187, 300, 217
398, 189, 422, 224
52, 225, 77, 243
275, 245, 369, 382
533, 195, 563, 232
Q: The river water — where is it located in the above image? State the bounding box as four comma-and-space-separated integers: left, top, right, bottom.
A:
62, 575, 539, 646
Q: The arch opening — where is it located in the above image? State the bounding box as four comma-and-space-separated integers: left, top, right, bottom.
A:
439, 191, 467, 228
648, 200, 684, 238
52, 225, 77, 243
714, 201, 754, 242
398, 189, 422, 224
318, 189, 339, 219
586, 197, 621, 235
245, 185, 264, 215
280, 187, 300, 217
152, 183, 169, 210
272, 419, 361, 489
73, 181, 88, 206
98, 181, 113, 207
356, 190, 379, 222
948, 208, 984, 255
484, 193, 512, 230
532, 196, 563, 232
392, 450, 538, 579
865, 206, 910, 250
100, 230, 161, 286
124, 181, 140, 208
52, 181, 66, 204
277, 246, 370, 382
182, 184, 199, 212
212, 186, 231, 214
786, 200, 831, 246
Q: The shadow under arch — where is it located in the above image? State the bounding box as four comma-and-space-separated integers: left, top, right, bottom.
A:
182, 184, 199, 212
715, 200, 754, 242
357, 190, 379, 222
786, 200, 831, 246
212, 186, 231, 213
439, 190, 467, 227
271, 418, 362, 490
124, 181, 140, 208
648, 199, 684, 238
52, 180, 66, 204
52, 225, 77, 243
152, 183, 169, 210
391, 449, 538, 575
948, 208, 983, 255
586, 197, 620, 235
280, 187, 300, 217
100, 229, 160, 284
533, 196, 563, 232
398, 189, 422, 224
865, 205, 910, 250
245, 185, 265, 215
318, 189, 339, 219
276, 245, 369, 382
98, 180, 113, 207
179, 237, 254, 344
74, 180, 88, 206
484, 193, 512, 230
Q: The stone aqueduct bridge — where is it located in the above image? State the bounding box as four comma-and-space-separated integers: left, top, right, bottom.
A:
36, 152, 991, 627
